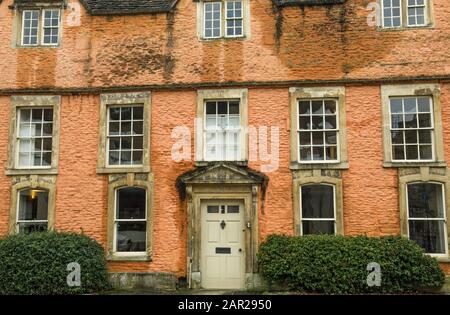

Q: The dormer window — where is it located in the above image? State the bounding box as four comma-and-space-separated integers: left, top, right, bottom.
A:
198, 1, 249, 40
18, 8, 61, 47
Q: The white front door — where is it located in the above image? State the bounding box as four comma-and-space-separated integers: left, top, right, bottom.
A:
201, 200, 245, 289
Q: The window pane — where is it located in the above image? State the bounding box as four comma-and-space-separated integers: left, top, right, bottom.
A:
419, 145, 432, 160
312, 116, 323, 129
116, 222, 146, 252
404, 114, 417, 128
301, 184, 335, 219
300, 147, 312, 161
391, 131, 404, 144
405, 145, 418, 159
390, 99, 402, 113
207, 205, 219, 213
325, 146, 338, 160
312, 132, 324, 145
408, 183, 444, 218
18, 189, 49, 222
302, 221, 335, 235
298, 101, 310, 115
312, 146, 324, 160
206, 102, 216, 114
324, 100, 336, 114
409, 220, 446, 254
404, 98, 417, 113
121, 107, 132, 120
120, 150, 132, 164
117, 187, 146, 220
133, 106, 143, 120
299, 117, 311, 130
20, 109, 31, 122
18, 222, 47, 234
227, 205, 239, 213
311, 100, 324, 114
132, 151, 143, 164
110, 107, 121, 121
417, 98, 430, 112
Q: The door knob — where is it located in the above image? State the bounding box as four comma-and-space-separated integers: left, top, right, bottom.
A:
239, 248, 242, 252
220, 220, 226, 230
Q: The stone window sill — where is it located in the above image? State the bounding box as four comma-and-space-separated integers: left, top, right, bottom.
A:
5, 168, 58, 176
107, 255, 152, 262
383, 161, 447, 168
290, 161, 349, 170
97, 166, 150, 174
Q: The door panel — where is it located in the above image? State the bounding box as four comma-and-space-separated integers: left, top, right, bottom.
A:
201, 200, 245, 289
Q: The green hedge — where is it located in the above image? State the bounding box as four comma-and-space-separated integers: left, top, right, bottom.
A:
257, 234, 445, 294
0, 232, 111, 295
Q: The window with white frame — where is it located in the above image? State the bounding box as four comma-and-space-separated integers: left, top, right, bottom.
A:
389, 96, 434, 161
114, 187, 147, 253
407, 182, 447, 254
17, 108, 53, 168
107, 106, 144, 166
20, 9, 60, 46
300, 184, 336, 235
203, 1, 244, 39
204, 100, 241, 161
381, 0, 429, 28
17, 188, 49, 234
298, 99, 339, 162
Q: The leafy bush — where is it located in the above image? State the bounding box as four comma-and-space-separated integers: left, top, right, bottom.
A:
0, 231, 111, 295
258, 234, 445, 294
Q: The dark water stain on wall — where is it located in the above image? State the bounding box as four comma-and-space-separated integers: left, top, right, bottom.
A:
94, 35, 174, 85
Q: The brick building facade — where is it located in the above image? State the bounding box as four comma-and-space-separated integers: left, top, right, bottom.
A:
0, 0, 450, 289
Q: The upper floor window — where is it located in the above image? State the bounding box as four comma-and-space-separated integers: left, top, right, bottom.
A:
98, 93, 150, 174
204, 100, 241, 161
389, 96, 434, 161
199, 1, 248, 40
381, 84, 444, 167
17, 108, 53, 168
382, 0, 429, 28
107, 106, 144, 167
20, 9, 61, 46
196, 89, 248, 163
298, 99, 339, 163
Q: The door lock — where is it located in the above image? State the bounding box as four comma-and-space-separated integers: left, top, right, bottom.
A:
239, 248, 242, 253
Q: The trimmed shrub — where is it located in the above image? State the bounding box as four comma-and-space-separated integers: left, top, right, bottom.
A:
0, 231, 111, 295
257, 234, 445, 294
